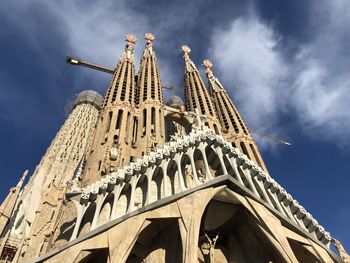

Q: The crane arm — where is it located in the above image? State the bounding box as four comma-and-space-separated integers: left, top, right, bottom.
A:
66, 56, 114, 74
66, 55, 184, 93
249, 129, 292, 146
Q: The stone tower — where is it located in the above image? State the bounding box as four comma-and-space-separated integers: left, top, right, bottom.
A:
0, 90, 102, 262
203, 59, 268, 172
182, 45, 221, 134
0, 171, 27, 236
81, 34, 138, 186
0, 33, 347, 263
134, 33, 165, 157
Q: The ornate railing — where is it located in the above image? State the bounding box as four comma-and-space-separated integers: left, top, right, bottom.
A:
66, 127, 332, 246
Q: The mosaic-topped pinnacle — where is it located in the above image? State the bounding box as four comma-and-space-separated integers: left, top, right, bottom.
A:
125, 34, 137, 52
145, 33, 155, 48
181, 45, 191, 63
126, 34, 137, 43
181, 45, 191, 53
203, 59, 215, 78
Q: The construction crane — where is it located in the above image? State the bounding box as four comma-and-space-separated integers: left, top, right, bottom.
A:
66, 56, 183, 93
66, 55, 291, 147
249, 129, 292, 147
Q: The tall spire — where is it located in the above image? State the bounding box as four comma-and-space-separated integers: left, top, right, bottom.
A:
203, 59, 268, 171
0, 170, 28, 235
182, 45, 221, 134
133, 33, 165, 156
81, 34, 138, 186
103, 34, 137, 108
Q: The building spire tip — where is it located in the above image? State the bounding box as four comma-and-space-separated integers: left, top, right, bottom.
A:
21, 170, 29, 180
145, 33, 155, 48
181, 45, 191, 54
182, 45, 192, 63
203, 59, 215, 78
125, 34, 137, 43
124, 34, 137, 55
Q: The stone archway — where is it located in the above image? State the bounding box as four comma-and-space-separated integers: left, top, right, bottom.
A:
126, 218, 183, 263
197, 199, 285, 263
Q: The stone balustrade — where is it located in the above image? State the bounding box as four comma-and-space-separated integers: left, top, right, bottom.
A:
66, 128, 332, 247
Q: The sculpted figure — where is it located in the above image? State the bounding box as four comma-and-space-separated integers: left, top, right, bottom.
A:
109, 145, 119, 161
204, 232, 220, 262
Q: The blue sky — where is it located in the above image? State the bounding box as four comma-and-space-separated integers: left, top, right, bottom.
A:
0, 0, 349, 250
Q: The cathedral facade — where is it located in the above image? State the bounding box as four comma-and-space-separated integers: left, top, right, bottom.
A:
0, 33, 348, 263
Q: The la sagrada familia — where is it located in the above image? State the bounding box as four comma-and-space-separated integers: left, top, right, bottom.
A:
0, 33, 348, 263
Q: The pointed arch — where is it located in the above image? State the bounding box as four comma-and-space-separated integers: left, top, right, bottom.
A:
134, 175, 148, 208
96, 193, 114, 227
180, 153, 192, 189
205, 145, 224, 177
78, 202, 96, 237
150, 167, 164, 203
193, 149, 207, 183
167, 159, 180, 195
115, 184, 131, 218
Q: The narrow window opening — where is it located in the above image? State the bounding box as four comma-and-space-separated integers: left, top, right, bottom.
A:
240, 142, 250, 159
132, 117, 138, 144
142, 109, 147, 136
151, 107, 155, 125
214, 124, 220, 135
105, 111, 113, 134
250, 143, 263, 168
115, 110, 123, 130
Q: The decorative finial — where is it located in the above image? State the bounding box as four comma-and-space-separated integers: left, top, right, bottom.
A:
126, 34, 137, 43
181, 45, 191, 53
21, 170, 29, 180
181, 45, 191, 62
203, 59, 215, 78
145, 33, 155, 48
125, 34, 137, 52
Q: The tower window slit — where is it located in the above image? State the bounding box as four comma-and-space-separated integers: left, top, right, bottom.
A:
142, 109, 147, 136
112, 68, 123, 103
125, 112, 131, 142
105, 111, 113, 134
240, 142, 250, 160
132, 117, 138, 144
115, 110, 123, 130
151, 107, 155, 125
128, 67, 133, 103
250, 143, 263, 168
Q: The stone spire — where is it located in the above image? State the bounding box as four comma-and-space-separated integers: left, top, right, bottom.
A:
102, 34, 137, 108
134, 33, 165, 156
182, 45, 221, 134
81, 34, 138, 186
0, 170, 28, 235
203, 59, 267, 171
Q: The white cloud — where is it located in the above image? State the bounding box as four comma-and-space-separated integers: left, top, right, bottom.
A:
291, 0, 350, 149
208, 14, 289, 150
209, 1, 350, 150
